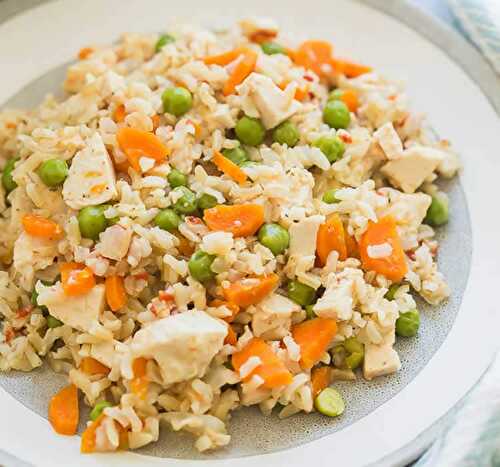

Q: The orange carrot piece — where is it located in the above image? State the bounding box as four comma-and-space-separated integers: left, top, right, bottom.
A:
249, 30, 278, 44
81, 414, 104, 453
151, 114, 161, 131
278, 80, 308, 101
174, 232, 195, 256
130, 357, 149, 400
204, 204, 264, 237
293, 40, 336, 79
232, 337, 292, 388
78, 47, 94, 60
224, 325, 238, 346
292, 318, 338, 369
60, 262, 95, 296
48, 384, 79, 436
334, 58, 372, 78
339, 89, 360, 112
359, 216, 408, 282
209, 299, 240, 323
203, 47, 245, 66
80, 357, 110, 376
311, 366, 332, 397
105, 275, 127, 312
22, 214, 63, 240
223, 49, 257, 96
113, 104, 126, 123
316, 214, 347, 265
116, 127, 169, 172
212, 151, 247, 185
222, 274, 279, 308
345, 232, 359, 259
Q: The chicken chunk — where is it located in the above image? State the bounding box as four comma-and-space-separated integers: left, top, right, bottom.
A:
288, 215, 325, 258
62, 133, 117, 209
380, 145, 442, 193
130, 310, 227, 385
37, 283, 109, 337
373, 122, 403, 160
252, 293, 301, 340
363, 331, 401, 380
238, 73, 301, 129
96, 225, 133, 261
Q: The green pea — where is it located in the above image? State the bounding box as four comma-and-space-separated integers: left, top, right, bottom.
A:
90, 400, 113, 421
172, 186, 198, 214
305, 304, 316, 320
272, 120, 300, 147
257, 223, 290, 256
167, 168, 188, 188
385, 283, 400, 301
396, 309, 420, 337
424, 194, 449, 226
155, 33, 175, 53
314, 387, 345, 417
78, 206, 108, 240
313, 135, 345, 163
2, 157, 19, 194
37, 159, 68, 187
154, 208, 181, 232
322, 189, 341, 204
287, 280, 316, 306
162, 87, 193, 117
188, 250, 215, 282
235, 116, 266, 146
198, 193, 218, 210
328, 89, 344, 102
222, 147, 249, 166
261, 42, 286, 55
343, 337, 364, 370
46, 315, 63, 328
323, 100, 351, 129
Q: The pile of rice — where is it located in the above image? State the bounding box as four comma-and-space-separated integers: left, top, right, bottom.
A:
0, 18, 460, 453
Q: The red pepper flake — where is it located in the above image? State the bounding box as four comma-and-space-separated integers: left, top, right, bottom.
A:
337, 132, 353, 144
159, 291, 174, 302
185, 216, 204, 225
17, 306, 33, 319
303, 74, 314, 82
388, 94, 398, 101
308, 92, 315, 100
4, 327, 14, 343
133, 272, 149, 281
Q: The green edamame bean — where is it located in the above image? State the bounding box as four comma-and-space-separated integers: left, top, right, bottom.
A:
313, 135, 345, 163
287, 280, 316, 306
90, 400, 113, 421
322, 189, 341, 204
154, 208, 181, 232
222, 147, 248, 166
188, 250, 216, 282
323, 100, 351, 129
167, 168, 188, 188
172, 186, 198, 214
424, 194, 449, 226
2, 157, 19, 194
37, 159, 68, 187
257, 223, 290, 256
235, 116, 266, 146
162, 87, 193, 117
343, 337, 364, 370
314, 387, 345, 417
261, 42, 286, 55
272, 120, 300, 147
155, 33, 175, 53
396, 309, 420, 337
78, 206, 108, 240
197, 193, 218, 210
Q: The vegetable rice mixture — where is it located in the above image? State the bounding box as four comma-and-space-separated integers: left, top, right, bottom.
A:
0, 18, 459, 453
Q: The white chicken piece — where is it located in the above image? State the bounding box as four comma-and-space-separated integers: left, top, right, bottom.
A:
373, 122, 403, 160
288, 215, 325, 258
237, 73, 301, 129
252, 293, 301, 340
37, 283, 110, 338
363, 331, 401, 380
130, 310, 227, 385
62, 133, 117, 209
380, 145, 442, 193
96, 225, 133, 261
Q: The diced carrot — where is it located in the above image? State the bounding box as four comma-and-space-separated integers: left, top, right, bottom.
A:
345, 232, 359, 259
222, 274, 279, 308
48, 384, 79, 436
232, 337, 292, 388
80, 357, 110, 376
316, 214, 347, 266
130, 357, 148, 400
174, 232, 195, 256
60, 262, 95, 296
339, 89, 360, 112
22, 214, 63, 240
359, 216, 408, 282
105, 275, 127, 312
293, 40, 336, 80
78, 47, 94, 60
333, 58, 372, 78
203, 47, 245, 66
223, 49, 257, 96
311, 366, 332, 397
212, 151, 247, 185
113, 104, 126, 123
209, 299, 240, 323
278, 80, 307, 101
224, 325, 238, 346
116, 127, 170, 172
81, 414, 104, 453
151, 114, 161, 131
116, 421, 129, 450
292, 318, 337, 369
249, 29, 278, 44
204, 204, 264, 237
